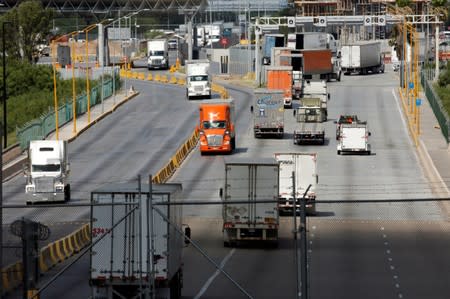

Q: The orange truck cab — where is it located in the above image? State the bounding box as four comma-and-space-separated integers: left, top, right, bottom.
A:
198, 99, 236, 154
266, 66, 293, 109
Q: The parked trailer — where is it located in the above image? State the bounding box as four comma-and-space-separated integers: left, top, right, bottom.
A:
341, 41, 384, 75
90, 183, 189, 299
252, 88, 284, 138
274, 153, 318, 215
221, 159, 279, 247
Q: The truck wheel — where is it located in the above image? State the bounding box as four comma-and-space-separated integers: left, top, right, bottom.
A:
337, 150, 341, 155
231, 137, 236, 150
224, 241, 230, 247
337, 72, 341, 82
367, 151, 371, 155
64, 184, 71, 202
170, 270, 182, 299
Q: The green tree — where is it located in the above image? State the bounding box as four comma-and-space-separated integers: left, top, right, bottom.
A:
1, 0, 54, 63
396, 0, 412, 7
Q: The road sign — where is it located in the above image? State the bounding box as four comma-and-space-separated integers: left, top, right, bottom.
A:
416, 98, 422, 106
287, 17, 296, 28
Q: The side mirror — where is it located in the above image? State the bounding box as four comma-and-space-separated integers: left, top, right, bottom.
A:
219, 188, 223, 199
184, 226, 191, 245
250, 106, 254, 113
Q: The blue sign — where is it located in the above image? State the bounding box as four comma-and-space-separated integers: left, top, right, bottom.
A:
409, 82, 414, 89
416, 98, 422, 106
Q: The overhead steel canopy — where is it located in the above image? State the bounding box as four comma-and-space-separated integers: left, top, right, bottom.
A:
0, 0, 208, 15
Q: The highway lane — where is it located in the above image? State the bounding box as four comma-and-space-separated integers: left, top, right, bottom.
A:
1, 79, 198, 268
170, 70, 448, 298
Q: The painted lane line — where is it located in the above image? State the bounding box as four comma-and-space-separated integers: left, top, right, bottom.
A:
194, 248, 236, 299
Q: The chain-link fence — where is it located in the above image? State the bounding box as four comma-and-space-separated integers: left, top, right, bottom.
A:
16, 75, 121, 150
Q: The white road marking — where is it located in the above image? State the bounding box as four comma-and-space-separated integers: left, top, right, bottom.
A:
194, 248, 236, 299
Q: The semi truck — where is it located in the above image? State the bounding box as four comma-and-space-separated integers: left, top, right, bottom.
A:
341, 41, 384, 75
337, 122, 371, 155
90, 183, 189, 299
147, 39, 169, 70
185, 59, 211, 99
221, 159, 279, 247
301, 80, 329, 120
266, 65, 293, 108
198, 99, 236, 155
293, 98, 326, 145
274, 153, 318, 215
302, 49, 341, 82
24, 140, 70, 204
251, 89, 284, 138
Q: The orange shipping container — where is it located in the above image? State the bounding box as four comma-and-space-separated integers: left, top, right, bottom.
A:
302, 49, 332, 75
266, 66, 293, 108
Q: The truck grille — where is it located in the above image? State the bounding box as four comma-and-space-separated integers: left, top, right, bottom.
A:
152, 59, 162, 65
207, 135, 223, 146
35, 177, 55, 193
194, 86, 204, 92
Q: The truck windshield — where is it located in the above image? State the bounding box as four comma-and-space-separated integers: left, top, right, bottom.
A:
32, 164, 61, 172
190, 75, 208, 82
203, 120, 226, 129
150, 51, 165, 56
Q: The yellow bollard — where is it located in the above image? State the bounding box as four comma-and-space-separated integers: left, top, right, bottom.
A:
147, 73, 153, 81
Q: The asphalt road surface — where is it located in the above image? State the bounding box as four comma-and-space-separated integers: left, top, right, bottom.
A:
4, 70, 449, 298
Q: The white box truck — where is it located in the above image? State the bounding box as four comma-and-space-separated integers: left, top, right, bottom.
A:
274, 153, 318, 215
221, 159, 279, 247
24, 140, 70, 204
147, 39, 169, 70
90, 183, 188, 299
337, 123, 371, 155
185, 59, 211, 99
252, 88, 284, 138
341, 41, 385, 75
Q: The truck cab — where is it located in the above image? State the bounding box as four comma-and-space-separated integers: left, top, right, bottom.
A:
147, 39, 169, 70
25, 140, 70, 204
198, 99, 235, 154
185, 60, 211, 99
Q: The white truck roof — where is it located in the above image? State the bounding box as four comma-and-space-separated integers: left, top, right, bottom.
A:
29, 140, 65, 166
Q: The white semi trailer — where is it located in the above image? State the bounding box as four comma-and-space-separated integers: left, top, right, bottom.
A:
341, 41, 385, 75
90, 183, 189, 299
274, 153, 318, 215
221, 159, 279, 247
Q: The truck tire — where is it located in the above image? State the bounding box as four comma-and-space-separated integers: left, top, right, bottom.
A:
231, 137, 236, 150
337, 72, 341, 82
64, 184, 71, 202
337, 150, 341, 155
170, 270, 182, 299
367, 151, 371, 155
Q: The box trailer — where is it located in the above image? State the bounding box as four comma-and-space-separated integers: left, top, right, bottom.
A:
337, 123, 371, 155
252, 88, 284, 138
274, 153, 318, 215
341, 41, 384, 75
90, 183, 188, 299
221, 159, 279, 247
